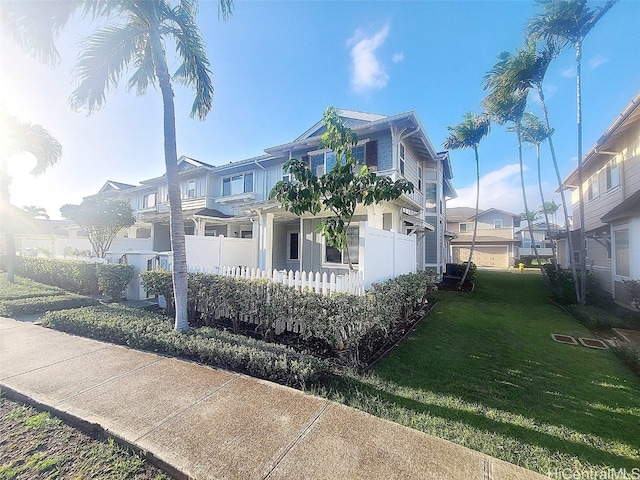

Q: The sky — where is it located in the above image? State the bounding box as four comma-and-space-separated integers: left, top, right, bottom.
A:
1, 0, 639, 221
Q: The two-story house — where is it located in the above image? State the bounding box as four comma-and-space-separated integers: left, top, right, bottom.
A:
515, 221, 562, 261
446, 207, 520, 268
83, 109, 457, 287
561, 91, 640, 305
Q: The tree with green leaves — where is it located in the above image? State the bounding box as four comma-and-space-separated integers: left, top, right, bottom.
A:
22, 205, 50, 220
542, 200, 560, 228
60, 198, 135, 258
529, 0, 618, 304
521, 112, 559, 268
0, 110, 62, 282
2, 0, 234, 331
270, 106, 413, 270
443, 112, 490, 287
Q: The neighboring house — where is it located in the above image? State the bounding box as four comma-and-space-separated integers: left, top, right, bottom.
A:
515, 221, 563, 261
446, 207, 520, 268
560, 91, 640, 305
82, 109, 457, 290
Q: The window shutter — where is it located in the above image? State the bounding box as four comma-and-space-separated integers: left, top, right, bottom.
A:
365, 140, 378, 168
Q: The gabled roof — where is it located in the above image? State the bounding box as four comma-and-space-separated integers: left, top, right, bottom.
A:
601, 189, 640, 223
98, 180, 137, 194
141, 155, 215, 184
446, 207, 519, 223
264, 109, 439, 162
564, 91, 640, 186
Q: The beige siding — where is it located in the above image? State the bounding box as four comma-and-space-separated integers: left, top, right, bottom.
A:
453, 246, 509, 268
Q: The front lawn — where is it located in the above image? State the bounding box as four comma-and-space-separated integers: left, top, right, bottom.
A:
324, 270, 640, 476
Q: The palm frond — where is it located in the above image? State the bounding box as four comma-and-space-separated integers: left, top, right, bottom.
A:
443, 112, 490, 151
70, 21, 147, 114
167, 4, 214, 120
0, 111, 62, 176
483, 88, 527, 126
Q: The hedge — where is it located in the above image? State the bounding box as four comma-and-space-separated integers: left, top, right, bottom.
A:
40, 304, 326, 388
0, 275, 67, 301
141, 269, 437, 367
566, 304, 624, 330
16, 257, 134, 300
0, 294, 100, 317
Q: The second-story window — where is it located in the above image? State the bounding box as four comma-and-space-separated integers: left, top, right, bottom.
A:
310, 151, 337, 176
459, 222, 473, 233
606, 156, 620, 191
222, 172, 254, 196
399, 144, 406, 175
143, 192, 156, 208
494, 219, 503, 229
425, 183, 436, 213
187, 180, 196, 198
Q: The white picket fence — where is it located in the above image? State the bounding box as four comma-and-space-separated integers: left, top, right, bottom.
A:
186, 264, 366, 296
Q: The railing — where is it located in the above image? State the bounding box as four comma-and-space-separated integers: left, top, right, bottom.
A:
518, 247, 554, 256
186, 264, 366, 296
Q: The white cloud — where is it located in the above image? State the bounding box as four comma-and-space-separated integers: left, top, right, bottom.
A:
392, 52, 404, 63
347, 23, 390, 95
589, 54, 608, 69
561, 64, 575, 78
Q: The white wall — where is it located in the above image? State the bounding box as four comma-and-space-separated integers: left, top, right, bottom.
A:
362, 223, 416, 287
185, 235, 257, 269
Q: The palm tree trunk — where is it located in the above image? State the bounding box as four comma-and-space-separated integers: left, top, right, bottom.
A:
537, 85, 581, 302
517, 123, 545, 278
536, 143, 558, 271
575, 40, 587, 305
151, 27, 189, 332
0, 158, 16, 283
459, 147, 479, 288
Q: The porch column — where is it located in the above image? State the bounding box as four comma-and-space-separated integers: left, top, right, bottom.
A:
258, 212, 274, 272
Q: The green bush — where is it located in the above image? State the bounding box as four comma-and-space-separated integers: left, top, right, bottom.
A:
41, 304, 326, 387
0, 275, 67, 301
613, 343, 640, 377
142, 269, 437, 368
97, 264, 134, 301
16, 257, 100, 294
456, 262, 477, 282
0, 293, 99, 316
544, 265, 600, 305
566, 304, 624, 330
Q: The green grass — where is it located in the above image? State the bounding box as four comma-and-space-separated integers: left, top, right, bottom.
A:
323, 270, 640, 475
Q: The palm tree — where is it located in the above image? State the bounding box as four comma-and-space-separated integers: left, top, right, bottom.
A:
0, 111, 62, 282
483, 37, 579, 298
1, 0, 234, 331
521, 112, 559, 269
443, 112, 490, 288
529, 0, 618, 304
22, 205, 50, 220
542, 200, 560, 229
483, 86, 546, 274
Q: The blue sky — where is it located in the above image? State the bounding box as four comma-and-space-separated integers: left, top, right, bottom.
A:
1, 0, 639, 220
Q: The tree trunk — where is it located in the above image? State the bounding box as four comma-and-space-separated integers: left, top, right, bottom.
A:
536, 143, 558, 271
537, 85, 581, 302
151, 27, 189, 332
458, 147, 480, 288
575, 41, 587, 305
517, 123, 545, 279
0, 158, 16, 283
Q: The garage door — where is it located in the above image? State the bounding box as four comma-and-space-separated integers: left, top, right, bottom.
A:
453, 246, 508, 268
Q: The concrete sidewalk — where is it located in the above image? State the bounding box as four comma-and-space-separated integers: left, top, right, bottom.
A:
0, 316, 546, 480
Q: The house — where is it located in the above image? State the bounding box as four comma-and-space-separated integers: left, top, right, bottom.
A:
515, 221, 562, 262
82, 109, 457, 292
446, 207, 520, 268
560, 91, 640, 305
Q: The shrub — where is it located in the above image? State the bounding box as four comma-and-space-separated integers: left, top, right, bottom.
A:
623, 279, 640, 309
97, 264, 134, 301
0, 293, 99, 316
41, 304, 326, 387
613, 343, 640, 377
544, 265, 599, 305
16, 257, 99, 295
456, 262, 477, 282
0, 275, 66, 300
565, 304, 623, 330
141, 269, 437, 368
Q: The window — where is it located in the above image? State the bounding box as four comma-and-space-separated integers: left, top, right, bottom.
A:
187, 180, 196, 198
143, 192, 156, 208
288, 232, 299, 260
587, 173, 599, 200
325, 226, 359, 265
614, 229, 630, 277
418, 165, 423, 192
425, 183, 436, 213
353, 145, 365, 165
241, 230, 253, 239
606, 157, 620, 191
459, 223, 473, 233
494, 219, 503, 229
310, 151, 337, 176
222, 172, 253, 196
399, 144, 405, 175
